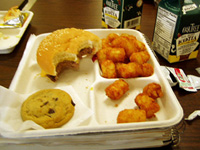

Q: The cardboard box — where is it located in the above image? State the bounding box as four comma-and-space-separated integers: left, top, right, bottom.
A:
152, 0, 200, 63
102, 0, 143, 29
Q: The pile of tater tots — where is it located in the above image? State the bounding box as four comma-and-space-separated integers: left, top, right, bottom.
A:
97, 33, 163, 124
97, 33, 154, 78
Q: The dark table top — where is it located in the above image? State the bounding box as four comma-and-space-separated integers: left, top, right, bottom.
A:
0, 0, 200, 150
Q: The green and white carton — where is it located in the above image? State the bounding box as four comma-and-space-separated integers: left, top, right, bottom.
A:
102, 0, 143, 29
152, 0, 200, 63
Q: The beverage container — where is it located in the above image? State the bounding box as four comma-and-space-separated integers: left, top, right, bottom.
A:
102, 0, 143, 29
152, 0, 200, 63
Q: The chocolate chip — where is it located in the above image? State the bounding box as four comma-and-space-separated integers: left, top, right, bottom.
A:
40, 101, 49, 107
48, 109, 55, 114
71, 99, 75, 106
53, 97, 58, 101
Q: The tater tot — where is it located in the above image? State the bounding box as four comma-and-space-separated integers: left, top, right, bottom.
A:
129, 51, 150, 64
111, 36, 138, 57
97, 47, 126, 64
135, 93, 160, 118
106, 47, 126, 63
107, 33, 119, 42
102, 38, 111, 49
116, 62, 143, 78
121, 34, 147, 52
97, 48, 107, 64
141, 63, 154, 77
105, 79, 129, 100
143, 83, 163, 99
135, 39, 147, 51
117, 109, 146, 123
100, 60, 117, 78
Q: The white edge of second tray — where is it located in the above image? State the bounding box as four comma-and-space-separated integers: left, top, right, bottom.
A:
0, 11, 34, 54
7, 29, 184, 138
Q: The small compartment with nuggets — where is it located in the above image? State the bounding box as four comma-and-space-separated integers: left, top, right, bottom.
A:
91, 78, 168, 125
96, 32, 154, 79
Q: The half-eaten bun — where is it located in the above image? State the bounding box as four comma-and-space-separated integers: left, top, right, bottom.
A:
37, 28, 102, 81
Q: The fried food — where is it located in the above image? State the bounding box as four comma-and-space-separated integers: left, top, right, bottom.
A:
117, 109, 146, 123
111, 35, 139, 57
98, 33, 153, 79
106, 47, 127, 63
102, 38, 111, 49
100, 60, 117, 78
141, 63, 154, 77
135, 39, 147, 52
135, 93, 160, 118
97, 47, 126, 64
105, 79, 129, 100
102, 33, 119, 48
107, 33, 119, 42
116, 62, 143, 78
96, 48, 107, 64
143, 83, 163, 99
129, 51, 150, 64
121, 33, 146, 51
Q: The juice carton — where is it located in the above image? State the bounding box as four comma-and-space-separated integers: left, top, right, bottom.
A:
152, 0, 200, 63
102, 0, 143, 29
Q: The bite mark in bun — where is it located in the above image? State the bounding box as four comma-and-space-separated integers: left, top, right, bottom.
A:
37, 28, 102, 81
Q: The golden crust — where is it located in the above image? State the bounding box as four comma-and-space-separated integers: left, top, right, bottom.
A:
37, 28, 102, 77
143, 82, 163, 99
105, 79, 129, 100
117, 109, 146, 123
135, 93, 160, 118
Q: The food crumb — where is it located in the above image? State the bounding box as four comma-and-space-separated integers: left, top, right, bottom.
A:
16, 35, 21, 38
115, 104, 118, 107
0, 32, 9, 40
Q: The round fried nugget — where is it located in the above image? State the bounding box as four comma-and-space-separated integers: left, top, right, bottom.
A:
111, 35, 138, 57
135, 93, 160, 118
116, 62, 143, 78
129, 51, 150, 64
105, 79, 129, 100
106, 47, 126, 63
143, 83, 163, 99
141, 63, 154, 77
135, 39, 147, 52
100, 59, 117, 78
102, 38, 111, 49
117, 109, 146, 123
21, 89, 75, 129
97, 48, 107, 64
107, 33, 119, 43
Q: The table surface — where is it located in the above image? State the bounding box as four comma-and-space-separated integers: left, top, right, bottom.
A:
0, 0, 200, 150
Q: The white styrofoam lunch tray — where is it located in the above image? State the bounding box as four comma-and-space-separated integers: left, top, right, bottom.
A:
1, 29, 184, 148
0, 11, 34, 54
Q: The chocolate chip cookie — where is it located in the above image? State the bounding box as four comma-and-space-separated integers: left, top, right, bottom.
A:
21, 89, 75, 129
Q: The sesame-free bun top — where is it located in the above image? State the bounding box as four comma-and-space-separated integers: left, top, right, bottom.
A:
37, 28, 102, 77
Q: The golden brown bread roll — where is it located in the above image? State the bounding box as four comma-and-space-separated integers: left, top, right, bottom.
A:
37, 28, 102, 81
